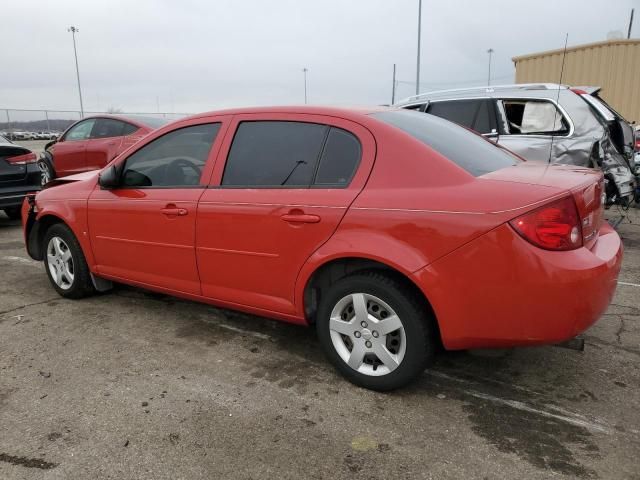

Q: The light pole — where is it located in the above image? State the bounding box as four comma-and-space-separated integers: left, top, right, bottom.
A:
415, 0, 422, 95
68, 26, 84, 118
487, 48, 494, 86
302, 68, 308, 104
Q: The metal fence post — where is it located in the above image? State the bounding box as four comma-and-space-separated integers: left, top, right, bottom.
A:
5, 109, 10, 130
45, 110, 50, 131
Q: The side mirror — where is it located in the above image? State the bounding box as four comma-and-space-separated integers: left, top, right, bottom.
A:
98, 165, 120, 189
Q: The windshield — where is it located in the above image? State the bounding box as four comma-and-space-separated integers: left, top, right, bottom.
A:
372, 110, 520, 176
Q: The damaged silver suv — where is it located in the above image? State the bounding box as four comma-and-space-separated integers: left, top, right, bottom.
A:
395, 84, 637, 206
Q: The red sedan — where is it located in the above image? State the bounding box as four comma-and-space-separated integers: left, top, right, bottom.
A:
39, 115, 167, 183
22, 106, 622, 390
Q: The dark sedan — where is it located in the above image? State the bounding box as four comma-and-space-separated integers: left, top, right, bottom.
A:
0, 135, 40, 220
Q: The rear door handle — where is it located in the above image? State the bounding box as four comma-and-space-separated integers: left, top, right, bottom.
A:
280, 213, 321, 223
161, 206, 188, 216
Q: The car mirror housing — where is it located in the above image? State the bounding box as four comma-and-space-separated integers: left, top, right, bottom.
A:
98, 165, 120, 189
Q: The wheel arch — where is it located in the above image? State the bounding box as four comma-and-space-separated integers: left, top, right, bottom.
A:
300, 255, 442, 346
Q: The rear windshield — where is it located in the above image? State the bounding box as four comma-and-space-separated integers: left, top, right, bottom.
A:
372, 110, 520, 176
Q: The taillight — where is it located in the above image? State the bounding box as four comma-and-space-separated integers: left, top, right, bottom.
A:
5, 152, 37, 165
509, 196, 583, 251
635, 138, 640, 152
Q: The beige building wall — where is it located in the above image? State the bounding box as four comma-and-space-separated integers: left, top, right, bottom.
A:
513, 39, 640, 122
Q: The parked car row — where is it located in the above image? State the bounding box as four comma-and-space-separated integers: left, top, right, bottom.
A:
0, 131, 61, 141
394, 83, 639, 206
19, 102, 623, 390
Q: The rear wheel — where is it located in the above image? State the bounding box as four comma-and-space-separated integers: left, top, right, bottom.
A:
316, 271, 435, 391
43, 224, 95, 299
3, 207, 22, 220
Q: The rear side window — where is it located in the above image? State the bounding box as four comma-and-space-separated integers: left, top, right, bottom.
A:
314, 128, 361, 186
501, 100, 569, 135
372, 110, 519, 177
91, 119, 127, 139
222, 121, 362, 188
121, 123, 139, 135
121, 123, 220, 188
426, 99, 493, 134
223, 122, 325, 187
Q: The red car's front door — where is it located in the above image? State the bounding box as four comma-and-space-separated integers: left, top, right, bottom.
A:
85, 119, 146, 172
196, 113, 375, 316
51, 118, 96, 177
87, 121, 225, 294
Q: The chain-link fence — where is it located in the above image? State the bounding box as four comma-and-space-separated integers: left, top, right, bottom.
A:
0, 108, 191, 135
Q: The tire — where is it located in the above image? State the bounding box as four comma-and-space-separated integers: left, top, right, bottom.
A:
316, 271, 435, 391
3, 207, 22, 220
38, 158, 55, 185
43, 223, 95, 299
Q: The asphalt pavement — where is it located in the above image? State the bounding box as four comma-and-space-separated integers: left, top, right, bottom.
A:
0, 207, 639, 479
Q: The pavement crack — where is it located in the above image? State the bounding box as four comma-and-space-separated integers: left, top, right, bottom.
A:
0, 297, 59, 318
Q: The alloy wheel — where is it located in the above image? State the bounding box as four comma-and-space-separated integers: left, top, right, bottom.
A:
46, 236, 74, 290
329, 293, 406, 376
38, 160, 51, 185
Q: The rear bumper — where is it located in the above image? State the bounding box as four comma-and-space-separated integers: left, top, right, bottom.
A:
414, 222, 623, 350
0, 165, 41, 208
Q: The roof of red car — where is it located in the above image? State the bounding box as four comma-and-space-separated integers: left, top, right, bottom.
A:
187, 105, 395, 120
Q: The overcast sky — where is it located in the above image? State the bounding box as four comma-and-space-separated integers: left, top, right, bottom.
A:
1, 0, 638, 117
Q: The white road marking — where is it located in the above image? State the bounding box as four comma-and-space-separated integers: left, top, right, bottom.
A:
426, 371, 613, 434
618, 281, 640, 288
3, 256, 40, 268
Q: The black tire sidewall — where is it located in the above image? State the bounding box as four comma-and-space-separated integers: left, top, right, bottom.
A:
316, 273, 432, 391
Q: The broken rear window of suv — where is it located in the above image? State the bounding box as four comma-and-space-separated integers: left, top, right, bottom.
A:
372, 110, 520, 176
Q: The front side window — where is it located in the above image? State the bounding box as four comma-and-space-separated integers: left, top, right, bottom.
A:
427, 99, 493, 134
121, 123, 220, 188
502, 100, 569, 135
65, 119, 96, 141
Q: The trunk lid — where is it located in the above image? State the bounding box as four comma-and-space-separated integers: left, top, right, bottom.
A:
0, 145, 31, 184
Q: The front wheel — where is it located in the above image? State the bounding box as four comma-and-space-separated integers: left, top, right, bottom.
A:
38, 158, 55, 185
43, 224, 95, 299
316, 271, 436, 391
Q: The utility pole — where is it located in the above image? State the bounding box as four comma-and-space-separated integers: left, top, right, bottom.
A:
415, 0, 422, 95
487, 48, 494, 86
628, 8, 635, 39
68, 26, 84, 118
302, 68, 308, 104
391, 63, 397, 104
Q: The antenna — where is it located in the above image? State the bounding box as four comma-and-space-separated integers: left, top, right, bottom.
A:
548, 33, 569, 164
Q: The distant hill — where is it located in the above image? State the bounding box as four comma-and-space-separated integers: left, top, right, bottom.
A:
0, 119, 75, 132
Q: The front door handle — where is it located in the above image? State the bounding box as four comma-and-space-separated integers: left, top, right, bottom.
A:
280, 212, 321, 224
161, 205, 188, 216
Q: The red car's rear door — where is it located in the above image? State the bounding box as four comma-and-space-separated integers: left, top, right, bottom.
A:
87, 120, 226, 294
50, 118, 96, 177
196, 113, 375, 316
